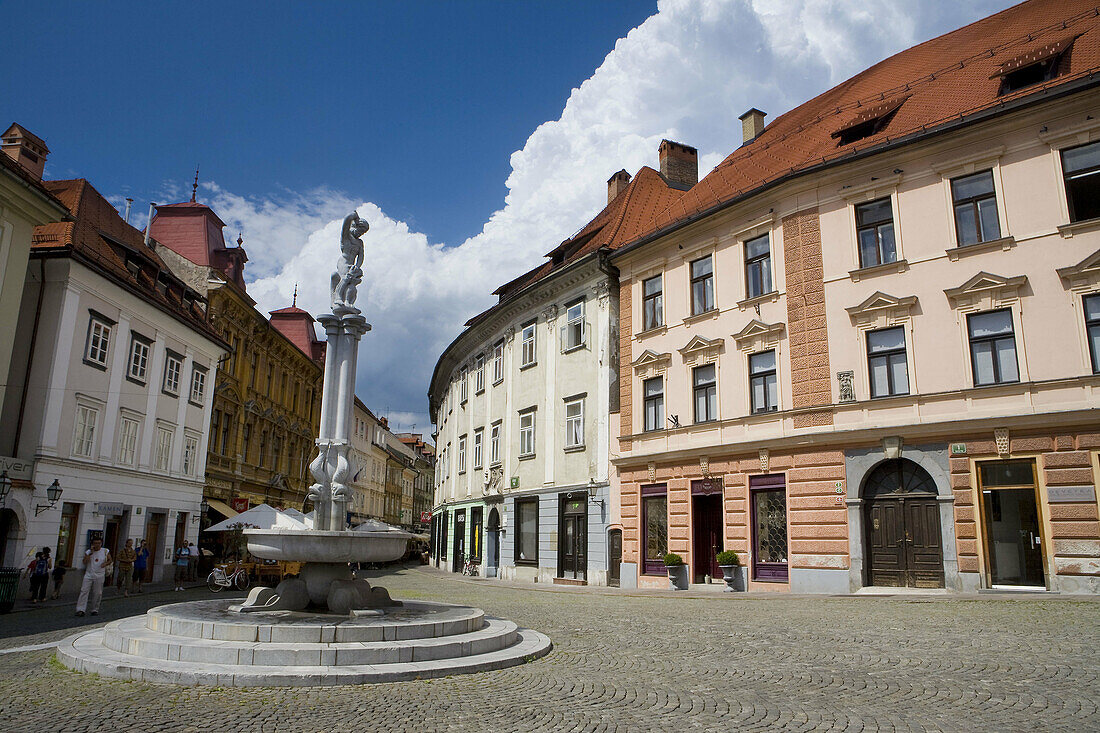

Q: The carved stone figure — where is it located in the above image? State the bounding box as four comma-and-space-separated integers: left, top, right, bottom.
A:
837, 370, 856, 403
331, 212, 368, 313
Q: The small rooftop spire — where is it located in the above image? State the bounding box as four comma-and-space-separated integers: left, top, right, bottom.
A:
191, 165, 199, 202
292, 283, 298, 308
237, 231, 243, 247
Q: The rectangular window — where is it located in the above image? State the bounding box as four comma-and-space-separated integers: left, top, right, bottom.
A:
1086, 294, 1100, 374
221, 413, 232, 455
751, 475, 788, 581
249, 353, 258, 387
744, 234, 773, 299
968, 309, 1019, 386
867, 326, 909, 398
457, 435, 466, 474
475, 355, 485, 393
521, 320, 537, 366
492, 340, 504, 384
519, 411, 536, 457
211, 411, 221, 455
750, 350, 778, 413
189, 368, 207, 404
1062, 141, 1100, 223
473, 429, 483, 470
642, 275, 663, 330
490, 422, 501, 465
692, 364, 717, 423
85, 317, 111, 367
951, 170, 1001, 246
855, 197, 897, 268
562, 299, 585, 351
266, 364, 274, 396
182, 435, 199, 476
258, 432, 268, 469
564, 398, 584, 449
155, 426, 173, 472
72, 405, 98, 457
514, 497, 539, 565
163, 353, 182, 395
242, 423, 252, 462
641, 485, 667, 575
460, 367, 469, 403
116, 416, 139, 465
690, 255, 715, 315
643, 376, 664, 432
127, 336, 150, 382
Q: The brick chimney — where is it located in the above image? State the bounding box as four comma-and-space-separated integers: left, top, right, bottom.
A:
658, 140, 697, 188
1, 123, 49, 181
607, 169, 631, 204
739, 108, 766, 144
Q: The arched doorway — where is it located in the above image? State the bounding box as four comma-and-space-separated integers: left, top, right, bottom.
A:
863, 459, 945, 588
486, 507, 501, 577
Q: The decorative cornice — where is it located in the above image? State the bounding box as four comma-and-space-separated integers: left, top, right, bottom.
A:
1057, 247, 1100, 293
845, 291, 918, 329
944, 271, 1028, 311
732, 319, 785, 353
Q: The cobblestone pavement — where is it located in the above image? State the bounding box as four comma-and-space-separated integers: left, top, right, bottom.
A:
0, 566, 1097, 732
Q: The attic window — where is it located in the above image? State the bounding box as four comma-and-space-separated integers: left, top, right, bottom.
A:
124, 257, 142, 278
831, 95, 909, 146
993, 34, 1076, 95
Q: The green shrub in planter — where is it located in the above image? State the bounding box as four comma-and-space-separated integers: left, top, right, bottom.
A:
715, 550, 740, 567
662, 552, 684, 567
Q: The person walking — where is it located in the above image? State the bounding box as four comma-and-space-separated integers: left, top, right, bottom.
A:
133, 540, 149, 593
187, 541, 199, 581
173, 543, 189, 591
115, 539, 137, 597
28, 549, 51, 603
75, 537, 111, 617
51, 561, 68, 600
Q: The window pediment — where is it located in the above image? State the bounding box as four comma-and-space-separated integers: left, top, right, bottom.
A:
1057, 248, 1100, 293
678, 335, 723, 367
846, 291, 918, 329
944, 271, 1028, 311
632, 349, 671, 378
732, 319, 784, 353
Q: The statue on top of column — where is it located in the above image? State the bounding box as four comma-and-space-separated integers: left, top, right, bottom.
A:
331, 211, 369, 314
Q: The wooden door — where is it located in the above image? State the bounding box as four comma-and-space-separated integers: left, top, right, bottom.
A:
904, 498, 946, 588
866, 499, 906, 587
452, 510, 465, 573
608, 530, 622, 587
144, 515, 162, 583
692, 494, 723, 582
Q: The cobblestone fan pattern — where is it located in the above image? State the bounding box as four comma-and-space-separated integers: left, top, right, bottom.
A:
0, 569, 1097, 732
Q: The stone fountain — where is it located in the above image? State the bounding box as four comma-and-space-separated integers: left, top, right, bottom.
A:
58, 212, 551, 685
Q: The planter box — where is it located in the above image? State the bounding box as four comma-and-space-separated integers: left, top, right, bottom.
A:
719, 565, 745, 592
666, 564, 689, 591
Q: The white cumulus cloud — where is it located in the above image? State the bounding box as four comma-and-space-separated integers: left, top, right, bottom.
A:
205, 0, 1013, 436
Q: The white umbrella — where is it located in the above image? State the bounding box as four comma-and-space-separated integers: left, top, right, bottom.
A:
204, 504, 309, 533
352, 518, 407, 534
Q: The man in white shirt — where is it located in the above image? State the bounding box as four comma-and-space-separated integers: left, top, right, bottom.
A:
75, 537, 112, 617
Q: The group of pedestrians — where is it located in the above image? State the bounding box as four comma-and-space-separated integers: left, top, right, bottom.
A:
25, 547, 66, 603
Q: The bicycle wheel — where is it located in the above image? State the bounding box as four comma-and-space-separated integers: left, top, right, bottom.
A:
207, 572, 222, 592
234, 572, 250, 591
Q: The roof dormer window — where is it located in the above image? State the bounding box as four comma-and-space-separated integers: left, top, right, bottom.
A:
831, 95, 909, 146
993, 34, 1076, 95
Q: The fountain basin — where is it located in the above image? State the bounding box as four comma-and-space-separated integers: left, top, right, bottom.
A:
244, 529, 411, 564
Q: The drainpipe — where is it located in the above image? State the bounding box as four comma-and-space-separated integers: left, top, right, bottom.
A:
12, 258, 46, 457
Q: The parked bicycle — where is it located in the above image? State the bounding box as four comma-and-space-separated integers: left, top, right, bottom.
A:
207, 563, 250, 592
461, 554, 480, 576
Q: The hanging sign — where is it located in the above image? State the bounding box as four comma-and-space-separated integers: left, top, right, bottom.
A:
230, 497, 250, 513
420, 511, 432, 523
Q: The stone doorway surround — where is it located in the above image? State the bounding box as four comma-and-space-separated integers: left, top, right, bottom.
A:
845, 443, 963, 592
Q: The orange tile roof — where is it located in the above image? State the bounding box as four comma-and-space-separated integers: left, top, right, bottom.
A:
631, 0, 1100, 246
0, 149, 66, 209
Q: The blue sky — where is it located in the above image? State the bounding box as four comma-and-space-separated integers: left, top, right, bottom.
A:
4, 1, 1014, 434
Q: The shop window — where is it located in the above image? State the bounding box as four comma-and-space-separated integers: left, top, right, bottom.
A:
641, 484, 668, 575
1062, 140, 1100, 223
751, 475, 788, 581
514, 497, 539, 565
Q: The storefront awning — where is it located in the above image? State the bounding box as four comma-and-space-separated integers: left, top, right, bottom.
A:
206, 498, 239, 519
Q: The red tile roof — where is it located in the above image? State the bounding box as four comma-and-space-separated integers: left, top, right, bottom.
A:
31, 179, 224, 346
268, 307, 326, 363
0, 146, 66, 210
631, 0, 1100, 246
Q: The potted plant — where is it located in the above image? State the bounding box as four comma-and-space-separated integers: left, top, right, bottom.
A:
663, 552, 688, 591
715, 550, 745, 592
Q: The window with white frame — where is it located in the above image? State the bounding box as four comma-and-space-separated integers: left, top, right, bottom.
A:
163, 352, 182, 395
72, 405, 98, 457
155, 426, 173, 471
473, 428, 483, 469
475, 355, 485, 393
182, 434, 200, 476
967, 309, 1018, 386
521, 320, 537, 366
460, 367, 469, 402
564, 397, 584, 449
190, 367, 207, 404
490, 421, 501, 465
867, 327, 909, 397
85, 316, 112, 367
744, 234, 773, 299
642, 275, 663, 330
643, 376, 664, 432
749, 350, 778, 413
562, 299, 585, 351
127, 335, 150, 382
116, 416, 139, 465
519, 410, 536, 457
457, 435, 467, 474
492, 340, 504, 384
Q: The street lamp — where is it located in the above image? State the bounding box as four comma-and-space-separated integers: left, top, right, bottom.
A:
35, 479, 62, 515
587, 478, 605, 508
0, 471, 11, 503
193, 499, 209, 524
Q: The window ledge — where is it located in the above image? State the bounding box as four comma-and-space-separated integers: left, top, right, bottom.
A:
125, 375, 147, 387
518, 453, 536, 461
83, 358, 108, 372
475, 389, 485, 396
563, 444, 585, 454
737, 291, 779, 311
1057, 218, 1100, 238
946, 236, 1015, 261
492, 378, 503, 387
848, 259, 909, 282
162, 390, 179, 399
561, 343, 587, 355
188, 399, 204, 409
635, 324, 667, 340
683, 308, 719, 325
489, 461, 502, 469
519, 361, 538, 371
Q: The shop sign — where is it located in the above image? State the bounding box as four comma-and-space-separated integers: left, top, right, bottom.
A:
0, 455, 33, 481
1047, 485, 1095, 503
95, 502, 124, 516
230, 497, 250, 513
510, 477, 520, 489
420, 511, 431, 523
951, 443, 967, 455
699, 477, 723, 494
